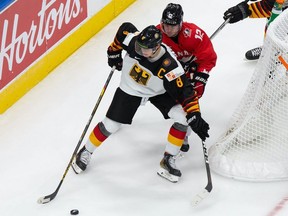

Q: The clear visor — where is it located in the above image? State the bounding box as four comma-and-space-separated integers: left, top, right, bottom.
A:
135, 42, 158, 57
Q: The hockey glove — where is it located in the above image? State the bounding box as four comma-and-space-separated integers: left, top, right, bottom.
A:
181, 58, 198, 73
191, 72, 209, 99
107, 46, 123, 71
223, 1, 251, 23
187, 112, 210, 141
182, 92, 209, 141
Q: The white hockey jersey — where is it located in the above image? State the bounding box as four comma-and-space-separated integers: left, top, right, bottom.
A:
107, 22, 198, 110
119, 33, 184, 98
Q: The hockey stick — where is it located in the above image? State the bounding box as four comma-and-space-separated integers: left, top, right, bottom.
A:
37, 66, 116, 204
191, 140, 212, 207
188, 19, 229, 207
210, 17, 231, 40
188, 17, 232, 65
190, 0, 257, 206
210, 0, 257, 40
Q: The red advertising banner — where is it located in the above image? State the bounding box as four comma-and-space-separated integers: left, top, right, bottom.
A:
0, 0, 88, 91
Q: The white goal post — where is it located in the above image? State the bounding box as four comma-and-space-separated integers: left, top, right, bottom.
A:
209, 9, 288, 181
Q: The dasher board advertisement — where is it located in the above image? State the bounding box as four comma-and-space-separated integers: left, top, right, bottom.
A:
0, 0, 88, 91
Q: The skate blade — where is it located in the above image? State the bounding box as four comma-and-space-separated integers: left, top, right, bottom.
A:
157, 167, 179, 183
71, 160, 83, 174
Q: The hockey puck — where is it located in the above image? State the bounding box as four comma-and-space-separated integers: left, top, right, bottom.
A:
70, 209, 79, 215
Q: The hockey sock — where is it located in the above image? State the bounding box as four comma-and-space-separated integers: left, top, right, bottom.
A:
86, 122, 111, 150
166, 123, 187, 155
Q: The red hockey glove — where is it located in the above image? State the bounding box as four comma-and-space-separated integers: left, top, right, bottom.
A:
187, 112, 210, 141
107, 46, 123, 71
223, 1, 251, 24
191, 72, 209, 99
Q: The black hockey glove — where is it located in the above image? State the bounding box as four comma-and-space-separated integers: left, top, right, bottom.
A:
107, 46, 123, 71
191, 72, 209, 99
181, 58, 198, 74
182, 92, 209, 141
187, 112, 210, 141
223, 1, 251, 23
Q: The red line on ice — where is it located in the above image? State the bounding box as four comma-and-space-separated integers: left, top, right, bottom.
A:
267, 196, 288, 216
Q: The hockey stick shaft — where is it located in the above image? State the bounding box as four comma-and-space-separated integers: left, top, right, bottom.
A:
37, 66, 116, 204
188, 17, 231, 64
202, 140, 212, 192
204, 0, 253, 187
191, 140, 212, 206
192, 0, 258, 206
209, 17, 231, 40
210, 0, 254, 40
205, 0, 252, 187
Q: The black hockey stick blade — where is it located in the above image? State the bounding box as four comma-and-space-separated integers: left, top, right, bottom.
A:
37, 181, 63, 204
37, 193, 55, 204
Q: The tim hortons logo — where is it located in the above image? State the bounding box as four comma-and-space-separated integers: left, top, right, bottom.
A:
0, 0, 87, 90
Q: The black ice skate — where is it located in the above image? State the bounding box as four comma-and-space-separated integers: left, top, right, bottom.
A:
157, 152, 182, 183
245, 46, 262, 60
72, 146, 92, 174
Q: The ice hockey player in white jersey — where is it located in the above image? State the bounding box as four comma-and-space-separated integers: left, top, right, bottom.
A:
72, 23, 209, 183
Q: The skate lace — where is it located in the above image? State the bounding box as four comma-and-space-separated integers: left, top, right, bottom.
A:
80, 149, 91, 165
168, 156, 177, 169
251, 47, 262, 57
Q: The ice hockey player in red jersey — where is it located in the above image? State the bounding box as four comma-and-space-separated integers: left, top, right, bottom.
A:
72, 23, 210, 183
223, 0, 288, 60
157, 3, 217, 99
156, 3, 217, 153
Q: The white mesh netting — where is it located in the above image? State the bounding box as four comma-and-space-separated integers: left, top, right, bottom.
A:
209, 10, 288, 181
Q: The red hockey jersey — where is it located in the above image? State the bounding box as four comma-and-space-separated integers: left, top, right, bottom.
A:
156, 22, 217, 74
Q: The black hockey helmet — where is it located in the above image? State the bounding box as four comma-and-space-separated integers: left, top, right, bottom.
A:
136, 25, 162, 49
161, 3, 183, 25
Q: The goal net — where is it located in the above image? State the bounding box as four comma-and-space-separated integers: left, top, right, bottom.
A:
209, 10, 288, 181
